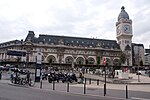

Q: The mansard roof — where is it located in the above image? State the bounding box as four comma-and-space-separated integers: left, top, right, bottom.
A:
132, 43, 144, 48
145, 49, 150, 54
25, 32, 120, 50
0, 40, 22, 48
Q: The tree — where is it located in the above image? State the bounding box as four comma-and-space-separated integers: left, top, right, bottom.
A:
48, 59, 52, 67
119, 52, 126, 65
97, 56, 100, 65
85, 59, 88, 65
140, 60, 143, 66
16, 57, 21, 67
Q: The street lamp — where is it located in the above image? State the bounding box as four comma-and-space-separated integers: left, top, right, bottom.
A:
103, 57, 107, 96
125, 50, 130, 99
137, 47, 140, 82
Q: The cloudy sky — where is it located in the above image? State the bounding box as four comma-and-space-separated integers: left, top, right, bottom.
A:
0, 0, 150, 48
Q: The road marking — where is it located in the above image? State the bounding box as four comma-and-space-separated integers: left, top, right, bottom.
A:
131, 97, 150, 100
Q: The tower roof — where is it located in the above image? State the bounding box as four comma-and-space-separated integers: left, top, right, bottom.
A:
118, 6, 129, 21
125, 45, 131, 51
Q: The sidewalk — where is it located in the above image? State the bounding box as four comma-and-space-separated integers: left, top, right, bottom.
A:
1, 73, 150, 100
1, 72, 150, 92
82, 73, 150, 84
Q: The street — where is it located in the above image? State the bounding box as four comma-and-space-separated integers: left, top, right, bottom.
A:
1, 81, 150, 100
1, 71, 150, 100
0, 83, 125, 100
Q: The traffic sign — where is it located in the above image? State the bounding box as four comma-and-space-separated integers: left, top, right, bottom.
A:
7, 50, 26, 56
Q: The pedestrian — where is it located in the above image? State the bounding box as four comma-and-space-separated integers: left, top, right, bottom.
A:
0, 69, 2, 80
27, 71, 30, 83
148, 71, 150, 77
79, 72, 84, 84
10, 71, 14, 82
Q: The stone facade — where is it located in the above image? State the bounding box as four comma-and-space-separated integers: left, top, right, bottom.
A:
0, 32, 121, 68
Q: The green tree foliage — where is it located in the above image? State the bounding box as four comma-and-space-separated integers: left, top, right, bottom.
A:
48, 59, 52, 67
140, 60, 143, 66
97, 56, 100, 65
119, 52, 126, 65
85, 59, 88, 64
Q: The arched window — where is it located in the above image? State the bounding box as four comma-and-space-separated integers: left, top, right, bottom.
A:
47, 55, 56, 63
65, 56, 74, 64
87, 57, 95, 64
76, 57, 84, 64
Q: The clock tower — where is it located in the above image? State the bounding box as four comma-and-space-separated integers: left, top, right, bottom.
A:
116, 6, 133, 66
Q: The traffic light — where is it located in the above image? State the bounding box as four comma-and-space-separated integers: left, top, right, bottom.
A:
103, 57, 106, 65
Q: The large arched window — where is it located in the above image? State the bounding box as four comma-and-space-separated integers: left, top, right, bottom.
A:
76, 57, 85, 64
113, 59, 120, 66
87, 57, 95, 64
47, 55, 56, 63
106, 58, 111, 65
65, 56, 74, 64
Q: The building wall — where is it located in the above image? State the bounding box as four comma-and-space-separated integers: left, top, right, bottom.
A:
132, 44, 145, 66
145, 54, 150, 65
0, 41, 121, 67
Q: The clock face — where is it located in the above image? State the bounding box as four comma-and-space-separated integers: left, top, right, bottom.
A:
123, 25, 130, 33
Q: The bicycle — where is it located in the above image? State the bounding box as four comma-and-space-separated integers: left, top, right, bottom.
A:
21, 76, 35, 87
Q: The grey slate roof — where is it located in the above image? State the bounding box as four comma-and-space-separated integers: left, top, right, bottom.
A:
125, 45, 131, 50
145, 49, 150, 54
25, 31, 120, 50
118, 6, 129, 21
132, 43, 144, 48
0, 40, 22, 48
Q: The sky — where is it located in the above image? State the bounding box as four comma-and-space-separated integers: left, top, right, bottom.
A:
0, 0, 150, 48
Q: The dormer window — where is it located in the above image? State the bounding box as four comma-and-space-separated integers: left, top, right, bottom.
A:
39, 42, 43, 44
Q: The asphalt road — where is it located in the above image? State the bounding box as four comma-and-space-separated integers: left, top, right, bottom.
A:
1, 72, 150, 100
32, 81, 150, 100
0, 83, 125, 100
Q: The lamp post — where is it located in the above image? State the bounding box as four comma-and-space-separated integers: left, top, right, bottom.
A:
125, 50, 130, 99
103, 57, 106, 96
137, 47, 140, 82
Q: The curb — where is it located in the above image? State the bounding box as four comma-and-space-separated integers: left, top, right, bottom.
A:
8, 82, 29, 88
84, 77, 150, 85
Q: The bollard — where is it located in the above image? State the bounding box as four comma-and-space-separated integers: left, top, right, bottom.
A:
104, 84, 106, 96
126, 85, 128, 99
89, 78, 91, 84
40, 78, 42, 89
97, 80, 99, 85
0, 72, 1, 80
67, 82, 69, 92
0, 70, 2, 80
53, 81, 55, 90
84, 78, 86, 94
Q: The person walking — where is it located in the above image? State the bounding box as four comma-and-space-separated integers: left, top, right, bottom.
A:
148, 71, 150, 77
0, 69, 2, 80
79, 72, 84, 84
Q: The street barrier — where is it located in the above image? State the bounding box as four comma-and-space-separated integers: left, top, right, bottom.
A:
126, 85, 128, 99
67, 82, 69, 92
84, 78, 86, 94
52, 81, 55, 90
40, 78, 42, 89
